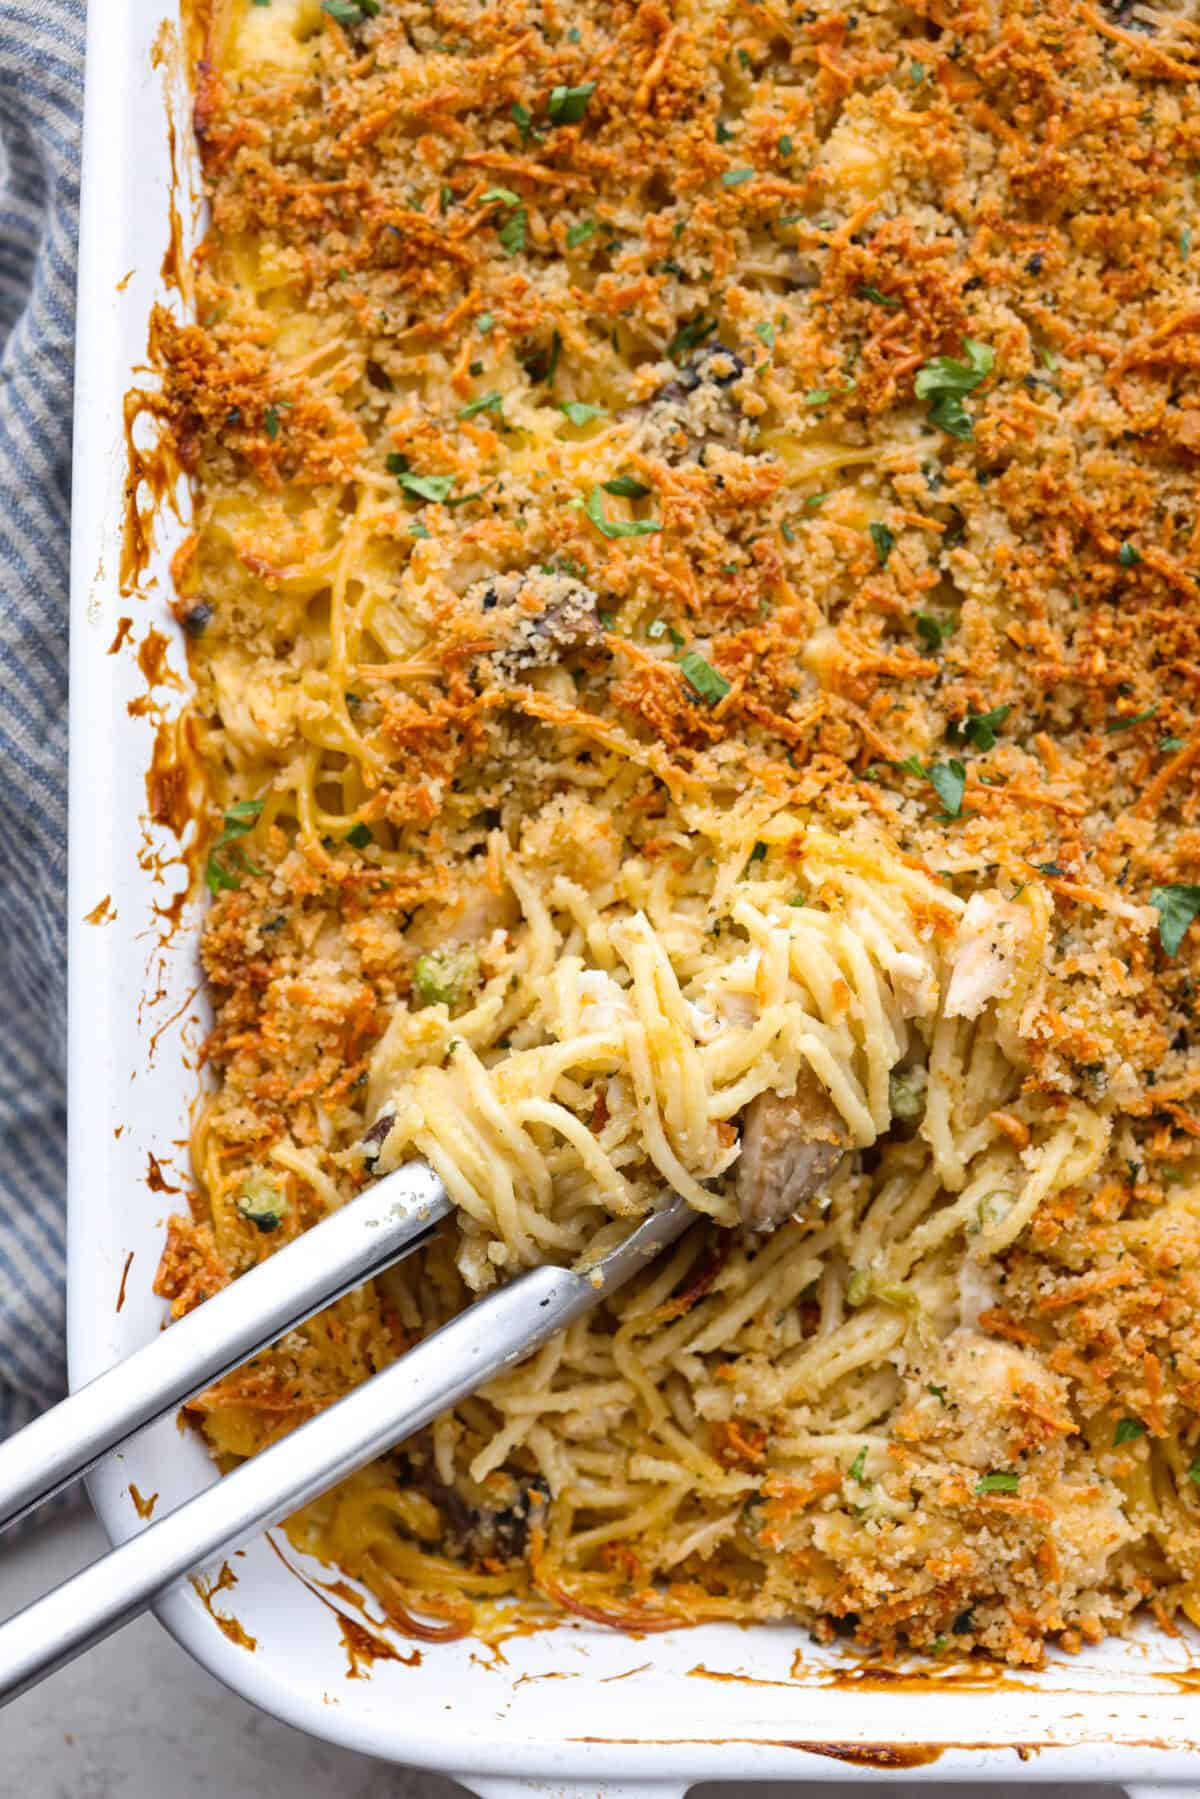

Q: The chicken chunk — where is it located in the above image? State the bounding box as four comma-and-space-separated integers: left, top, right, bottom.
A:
943, 894, 1029, 1020
735, 1070, 847, 1233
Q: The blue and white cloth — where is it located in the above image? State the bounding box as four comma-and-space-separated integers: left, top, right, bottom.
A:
0, 0, 85, 1447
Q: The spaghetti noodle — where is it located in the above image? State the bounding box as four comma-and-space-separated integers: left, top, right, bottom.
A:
152, 0, 1200, 1664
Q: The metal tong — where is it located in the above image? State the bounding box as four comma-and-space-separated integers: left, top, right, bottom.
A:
0, 1164, 692, 1705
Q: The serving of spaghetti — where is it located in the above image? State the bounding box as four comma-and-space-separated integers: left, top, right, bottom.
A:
151, 0, 1200, 1665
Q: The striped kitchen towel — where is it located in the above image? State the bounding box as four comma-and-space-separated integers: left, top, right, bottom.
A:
0, 0, 86, 1450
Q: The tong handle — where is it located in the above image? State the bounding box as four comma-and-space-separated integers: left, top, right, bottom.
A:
0, 1197, 690, 1705
0, 1161, 451, 1534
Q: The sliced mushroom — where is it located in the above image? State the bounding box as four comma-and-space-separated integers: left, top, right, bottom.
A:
735, 1069, 847, 1233
467, 569, 604, 677
404, 1453, 550, 1564
360, 1107, 396, 1167
624, 342, 750, 466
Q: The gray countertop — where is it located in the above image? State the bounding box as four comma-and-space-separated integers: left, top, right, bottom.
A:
1, 1508, 1124, 1799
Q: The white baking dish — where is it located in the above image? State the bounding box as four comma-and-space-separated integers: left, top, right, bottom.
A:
65, 5, 1200, 1793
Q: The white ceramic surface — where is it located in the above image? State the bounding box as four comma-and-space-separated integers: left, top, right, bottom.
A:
65, 4, 1200, 1793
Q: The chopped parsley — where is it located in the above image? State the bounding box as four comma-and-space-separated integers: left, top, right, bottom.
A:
755, 321, 776, 349
559, 400, 608, 426
868, 522, 894, 567
205, 798, 264, 896
975, 1470, 1019, 1495
458, 391, 503, 419
511, 102, 540, 146
1104, 706, 1157, 734
322, 0, 379, 24
804, 389, 832, 406
848, 1446, 869, 1483
667, 314, 717, 360
345, 822, 372, 849
603, 475, 651, 498
390, 462, 456, 503
482, 188, 526, 256
926, 1383, 948, 1406
648, 618, 685, 648
722, 167, 756, 187
263, 405, 282, 439
948, 703, 1010, 752
476, 312, 495, 334
915, 612, 954, 652
915, 338, 994, 440
525, 329, 561, 386
929, 759, 967, 816
1117, 541, 1142, 567
1113, 1417, 1146, 1446
548, 82, 596, 125
1160, 735, 1186, 753
566, 218, 596, 249
860, 285, 902, 308
1188, 1457, 1200, 1486
778, 133, 794, 157
900, 756, 966, 817
678, 651, 730, 705
1151, 884, 1200, 957
583, 484, 660, 539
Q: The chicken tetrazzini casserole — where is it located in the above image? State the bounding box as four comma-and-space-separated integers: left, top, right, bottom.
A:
150, 0, 1200, 1665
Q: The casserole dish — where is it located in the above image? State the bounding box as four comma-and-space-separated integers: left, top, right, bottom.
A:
66, 2, 1200, 1791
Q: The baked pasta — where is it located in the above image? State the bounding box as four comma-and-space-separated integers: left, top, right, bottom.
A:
153, 0, 1200, 1664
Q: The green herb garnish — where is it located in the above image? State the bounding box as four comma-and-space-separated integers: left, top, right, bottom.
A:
548, 82, 596, 125
393, 468, 456, 503
949, 704, 1010, 752
1151, 884, 1200, 957
559, 401, 608, 426
205, 799, 265, 896
868, 522, 894, 567
1104, 706, 1157, 734
583, 485, 660, 539
678, 651, 730, 705
322, 0, 378, 24
458, 391, 503, 419
915, 612, 954, 652
975, 1471, 1019, 1495
1114, 1418, 1146, 1446
915, 338, 994, 440
667, 314, 717, 360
